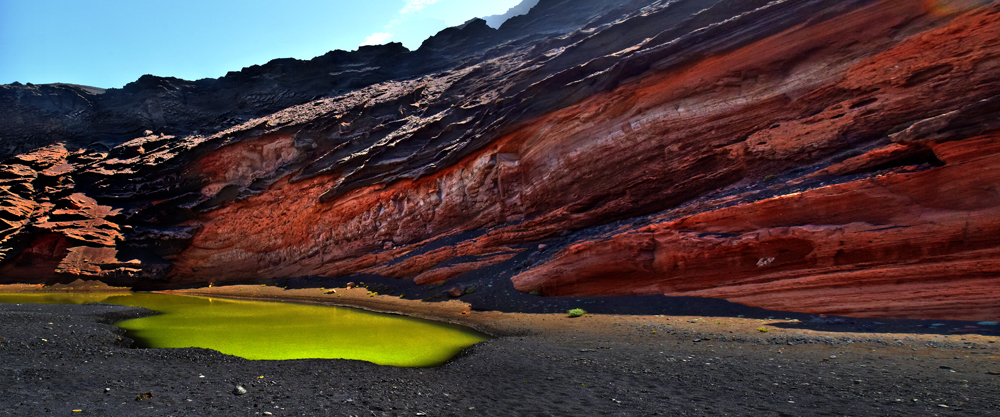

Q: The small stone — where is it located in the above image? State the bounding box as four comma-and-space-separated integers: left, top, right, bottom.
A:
538, 244, 548, 251
756, 257, 775, 267
233, 385, 247, 395
447, 287, 465, 297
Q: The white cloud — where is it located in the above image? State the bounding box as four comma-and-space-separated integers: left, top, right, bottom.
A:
361, 32, 395, 46
401, 0, 440, 14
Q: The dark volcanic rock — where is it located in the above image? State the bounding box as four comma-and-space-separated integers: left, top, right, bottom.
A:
2, 0, 1000, 320
0, 0, 624, 162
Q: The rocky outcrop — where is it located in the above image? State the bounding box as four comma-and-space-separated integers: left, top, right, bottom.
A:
2, 0, 999, 320
507, 0, 1000, 320
0, 0, 631, 161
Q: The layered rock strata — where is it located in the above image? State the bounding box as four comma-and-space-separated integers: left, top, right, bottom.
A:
2, 0, 998, 320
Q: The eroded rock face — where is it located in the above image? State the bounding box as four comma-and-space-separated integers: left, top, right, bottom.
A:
2, 0, 999, 320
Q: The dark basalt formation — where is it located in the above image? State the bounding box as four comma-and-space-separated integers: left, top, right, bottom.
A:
2, 0, 999, 320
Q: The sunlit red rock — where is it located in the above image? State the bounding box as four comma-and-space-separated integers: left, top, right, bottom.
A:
512, 133, 1000, 320
1, 0, 999, 320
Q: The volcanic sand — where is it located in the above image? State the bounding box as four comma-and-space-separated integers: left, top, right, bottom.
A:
1, 284, 998, 416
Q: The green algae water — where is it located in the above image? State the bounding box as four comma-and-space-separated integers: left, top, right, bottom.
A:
0, 292, 121, 305
0, 293, 489, 367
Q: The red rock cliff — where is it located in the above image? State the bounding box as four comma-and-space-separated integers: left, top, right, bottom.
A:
1, 0, 998, 320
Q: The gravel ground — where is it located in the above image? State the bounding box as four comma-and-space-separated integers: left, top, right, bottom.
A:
1, 294, 999, 416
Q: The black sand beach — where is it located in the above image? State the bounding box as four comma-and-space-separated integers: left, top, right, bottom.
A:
1, 287, 999, 416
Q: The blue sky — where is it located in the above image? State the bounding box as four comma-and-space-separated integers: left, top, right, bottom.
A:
0, 0, 525, 88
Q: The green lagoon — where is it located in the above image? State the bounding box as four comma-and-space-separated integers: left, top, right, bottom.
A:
0, 292, 489, 367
